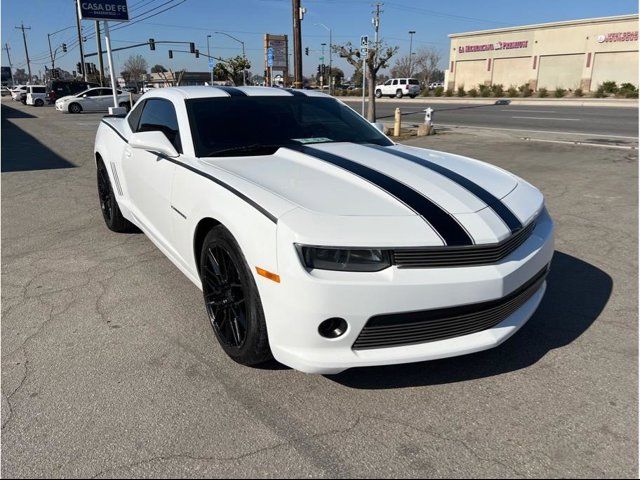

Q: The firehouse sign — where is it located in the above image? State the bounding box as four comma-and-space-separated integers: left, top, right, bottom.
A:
79, 0, 129, 21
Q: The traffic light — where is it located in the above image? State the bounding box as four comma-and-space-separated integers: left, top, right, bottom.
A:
195, 49, 199, 58
62, 43, 67, 53
168, 50, 173, 59
317, 65, 320, 75
305, 47, 309, 56
77, 62, 82, 73
149, 38, 155, 51
189, 42, 195, 54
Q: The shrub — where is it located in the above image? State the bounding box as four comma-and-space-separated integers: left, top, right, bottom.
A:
518, 83, 532, 97
507, 86, 518, 97
618, 82, 637, 97
468, 88, 478, 97
554, 87, 566, 98
491, 84, 504, 97
625, 90, 639, 98
573, 88, 583, 97
457, 85, 466, 97
537, 88, 548, 98
445, 88, 454, 97
601, 81, 618, 94
420, 88, 430, 97
478, 84, 491, 97
434, 86, 444, 97
594, 86, 607, 98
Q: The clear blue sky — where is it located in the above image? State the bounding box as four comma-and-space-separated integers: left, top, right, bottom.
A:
2, 0, 637, 80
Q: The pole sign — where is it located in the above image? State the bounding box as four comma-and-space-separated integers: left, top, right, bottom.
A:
208, 58, 215, 70
78, 1, 129, 22
267, 47, 274, 67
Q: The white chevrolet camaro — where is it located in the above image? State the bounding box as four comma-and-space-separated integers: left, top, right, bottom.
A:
94, 86, 554, 374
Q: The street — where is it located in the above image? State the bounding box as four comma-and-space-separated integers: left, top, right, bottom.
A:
1, 99, 637, 478
342, 99, 640, 139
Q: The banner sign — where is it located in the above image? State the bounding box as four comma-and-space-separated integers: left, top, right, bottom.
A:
79, 1, 129, 22
458, 40, 528, 54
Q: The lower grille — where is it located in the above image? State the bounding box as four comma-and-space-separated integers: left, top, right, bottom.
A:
352, 265, 549, 350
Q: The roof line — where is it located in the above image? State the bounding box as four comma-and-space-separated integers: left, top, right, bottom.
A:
449, 13, 639, 38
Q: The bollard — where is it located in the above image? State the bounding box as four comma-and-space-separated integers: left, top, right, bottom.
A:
394, 107, 401, 137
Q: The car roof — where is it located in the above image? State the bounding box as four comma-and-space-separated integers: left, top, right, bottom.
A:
139, 85, 333, 102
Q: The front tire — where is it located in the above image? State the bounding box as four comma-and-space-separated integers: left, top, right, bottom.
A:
96, 159, 136, 233
375, 89, 382, 98
68, 102, 82, 114
200, 226, 271, 366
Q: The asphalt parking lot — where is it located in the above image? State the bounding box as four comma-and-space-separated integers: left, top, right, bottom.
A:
1, 99, 637, 478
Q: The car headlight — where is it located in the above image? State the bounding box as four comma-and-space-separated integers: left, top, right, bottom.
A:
297, 245, 391, 272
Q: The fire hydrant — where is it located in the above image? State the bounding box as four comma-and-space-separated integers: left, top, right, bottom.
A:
418, 107, 435, 136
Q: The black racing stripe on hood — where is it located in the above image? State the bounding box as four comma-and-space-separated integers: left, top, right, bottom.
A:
293, 145, 473, 246
215, 86, 247, 96
368, 144, 523, 233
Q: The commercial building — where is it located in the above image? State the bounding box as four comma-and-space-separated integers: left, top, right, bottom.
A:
445, 14, 638, 92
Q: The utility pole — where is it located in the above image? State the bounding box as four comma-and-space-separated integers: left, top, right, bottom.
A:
320, 43, 325, 89
207, 35, 213, 85
15, 23, 32, 83
47, 34, 54, 70
408, 30, 416, 77
5, 43, 12, 70
95, 21, 105, 85
74, 0, 86, 81
292, 0, 303, 88
372, 2, 382, 62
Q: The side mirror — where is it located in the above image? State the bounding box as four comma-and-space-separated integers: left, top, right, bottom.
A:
129, 131, 179, 158
371, 122, 385, 133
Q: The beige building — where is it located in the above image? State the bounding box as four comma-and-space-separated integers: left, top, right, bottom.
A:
445, 14, 638, 92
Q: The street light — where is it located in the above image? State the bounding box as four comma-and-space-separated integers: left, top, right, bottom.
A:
408, 30, 416, 77
207, 34, 213, 85
213, 31, 246, 85
315, 23, 332, 95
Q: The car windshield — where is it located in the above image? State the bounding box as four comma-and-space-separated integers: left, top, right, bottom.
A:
186, 95, 392, 157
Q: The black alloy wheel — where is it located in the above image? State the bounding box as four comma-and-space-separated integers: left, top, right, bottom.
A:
202, 244, 248, 348
96, 160, 136, 233
200, 226, 271, 366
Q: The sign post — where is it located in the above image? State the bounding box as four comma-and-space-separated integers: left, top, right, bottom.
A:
78, 0, 129, 114
360, 35, 368, 117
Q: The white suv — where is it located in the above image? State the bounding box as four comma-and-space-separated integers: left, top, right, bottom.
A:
25, 85, 48, 106
375, 78, 421, 98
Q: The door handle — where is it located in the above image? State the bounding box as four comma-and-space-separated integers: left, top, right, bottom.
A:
124, 148, 132, 158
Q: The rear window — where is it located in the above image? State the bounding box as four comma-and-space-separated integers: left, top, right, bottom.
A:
408, 79, 419, 85
32, 87, 46, 93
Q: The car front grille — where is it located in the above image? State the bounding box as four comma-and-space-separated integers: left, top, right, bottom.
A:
352, 265, 549, 350
392, 218, 537, 268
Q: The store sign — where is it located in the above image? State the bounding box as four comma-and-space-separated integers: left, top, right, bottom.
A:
79, 1, 129, 21
596, 31, 638, 43
458, 40, 528, 54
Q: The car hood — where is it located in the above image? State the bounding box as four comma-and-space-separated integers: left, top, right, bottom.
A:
202, 142, 542, 244
203, 142, 520, 216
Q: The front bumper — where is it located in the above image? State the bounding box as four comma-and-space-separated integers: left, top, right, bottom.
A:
262, 209, 554, 374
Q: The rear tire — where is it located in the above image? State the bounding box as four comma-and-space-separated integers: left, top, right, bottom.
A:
200, 226, 272, 366
96, 159, 136, 233
396, 89, 403, 98
35, 99, 44, 106
69, 102, 82, 114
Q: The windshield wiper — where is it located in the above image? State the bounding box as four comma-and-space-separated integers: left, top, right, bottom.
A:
204, 144, 283, 157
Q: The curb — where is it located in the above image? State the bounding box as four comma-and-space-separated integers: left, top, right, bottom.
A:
337, 96, 638, 108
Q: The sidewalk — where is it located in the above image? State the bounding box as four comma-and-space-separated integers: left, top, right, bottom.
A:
337, 96, 638, 108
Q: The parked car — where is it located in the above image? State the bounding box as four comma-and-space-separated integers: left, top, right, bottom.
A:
93, 86, 554, 374
11, 85, 27, 102
55, 87, 132, 113
49, 80, 99, 103
429, 81, 444, 90
1, 86, 11, 96
140, 85, 156, 93
375, 78, 421, 98
25, 85, 48, 106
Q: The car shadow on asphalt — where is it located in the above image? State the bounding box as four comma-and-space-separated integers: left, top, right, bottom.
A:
1, 103, 76, 172
327, 251, 612, 389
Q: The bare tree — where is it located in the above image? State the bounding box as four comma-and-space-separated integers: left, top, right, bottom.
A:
390, 54, 413, 78
333, 41, 399, 121
123, 54, 148, 87
413, 47, 441, 86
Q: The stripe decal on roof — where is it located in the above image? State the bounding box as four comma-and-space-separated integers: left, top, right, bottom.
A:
368, 145, 523, 233
286, 89, 307, 96
292, 145, 473, 246
214, 86, 247, 96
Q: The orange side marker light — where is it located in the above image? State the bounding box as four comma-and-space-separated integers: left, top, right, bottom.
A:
256, 267, 281, 283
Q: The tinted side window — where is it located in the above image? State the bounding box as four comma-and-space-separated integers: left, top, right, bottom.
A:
399, 79, 406, 85
137, 99, 181, 152
384, 80, 392, 85
33, 87, 46, 93
409, 79, 419, 85
127, 100, 145, 131
84, 89, 100, 97
392, 80, 398, 85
